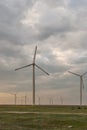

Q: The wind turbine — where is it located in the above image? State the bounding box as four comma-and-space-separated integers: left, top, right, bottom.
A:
49, 97, 53, 105
24, 94, 27, 105
10, 93, 17, 105
68, 71, 87, 106
15, 46, 49, 105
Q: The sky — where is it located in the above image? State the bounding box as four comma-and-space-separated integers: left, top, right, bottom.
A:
0, 0, 87, 105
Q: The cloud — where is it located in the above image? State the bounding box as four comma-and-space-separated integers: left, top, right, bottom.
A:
69, 0, 87, 9
0, 0, 87, 104
22, 1, 76, 41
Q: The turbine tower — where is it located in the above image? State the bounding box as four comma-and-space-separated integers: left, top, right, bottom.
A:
68, 71, 87, 106
15, 46, 49, 105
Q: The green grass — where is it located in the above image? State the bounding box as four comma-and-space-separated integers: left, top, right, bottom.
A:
0, 105, 87, 113
0, 113, 87, 130
0, 105, 87, 129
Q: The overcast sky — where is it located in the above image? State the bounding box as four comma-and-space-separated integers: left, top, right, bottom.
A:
0, 0, 87, 105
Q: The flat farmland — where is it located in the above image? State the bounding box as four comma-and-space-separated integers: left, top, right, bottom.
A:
0, 105, 87, 130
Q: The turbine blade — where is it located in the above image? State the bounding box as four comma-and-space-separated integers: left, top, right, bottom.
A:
82, 78, 84, 89
68, 71, 80, 76
15, 64, 33, 71
33, 45, 37, 63
35, 64, 49, 75
82, 72, 87, 76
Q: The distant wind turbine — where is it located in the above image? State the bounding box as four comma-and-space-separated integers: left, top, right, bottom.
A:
68, 71, 87, 106
15, 46, 49, 105
10, 93, 17, 105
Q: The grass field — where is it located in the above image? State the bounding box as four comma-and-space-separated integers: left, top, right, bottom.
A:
0, 105, 87, 130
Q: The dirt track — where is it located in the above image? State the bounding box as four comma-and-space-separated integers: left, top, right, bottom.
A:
2, 111, 87, 115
